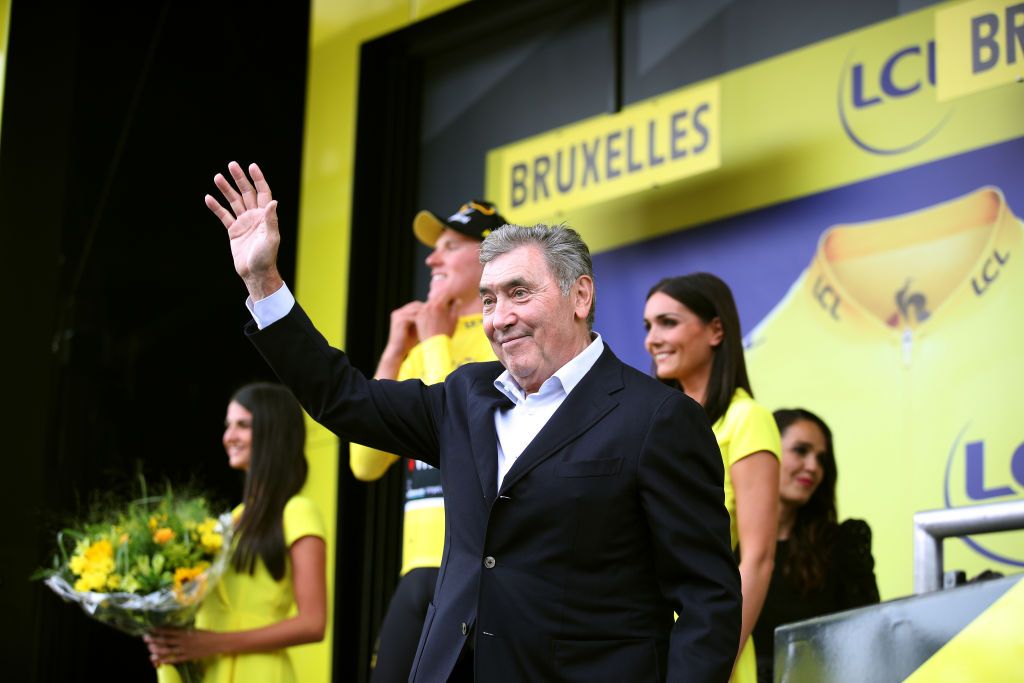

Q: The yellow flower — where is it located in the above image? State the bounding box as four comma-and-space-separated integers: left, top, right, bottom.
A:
76, 569, 110, 592
197, 518, 219, 535
195, 518, 223, 553
69, 554, 88, 575
200, 531, 223, 553
106, 574, 122, 590
173, 563, 210, 603
148, 516, 158, 531
69, 539, 115, 582
152, 527, 175, 544
85, 539, 114, 563
172, 563, 208, 589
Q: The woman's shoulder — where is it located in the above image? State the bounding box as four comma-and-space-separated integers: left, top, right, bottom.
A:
833, 519, 875, 567
717, 388, 781, 458
728, 387, 756, 409
284, 493, 318, 507
836, 518, 873, 544
283, 495, 327, 544
832, 518, 881, 605
722, 388, 774, 424
284, 494, 323, 518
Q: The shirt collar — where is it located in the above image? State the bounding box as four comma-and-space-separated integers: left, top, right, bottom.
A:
493, 332, 605, 405
804, 186, 1019, 335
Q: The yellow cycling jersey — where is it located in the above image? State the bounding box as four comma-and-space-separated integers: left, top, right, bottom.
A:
349, 313, 496, 575
745, 187, 1024, 599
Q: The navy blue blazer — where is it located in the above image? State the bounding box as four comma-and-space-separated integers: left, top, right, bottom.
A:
249, 304, 741, 682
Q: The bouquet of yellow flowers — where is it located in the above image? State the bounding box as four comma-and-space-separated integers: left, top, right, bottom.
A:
38, 481, 233, 681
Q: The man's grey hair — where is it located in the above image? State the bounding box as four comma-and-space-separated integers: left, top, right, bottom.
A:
479, 223, 596, 327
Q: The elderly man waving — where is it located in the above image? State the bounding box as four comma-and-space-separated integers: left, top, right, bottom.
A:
207, 161, 740, 683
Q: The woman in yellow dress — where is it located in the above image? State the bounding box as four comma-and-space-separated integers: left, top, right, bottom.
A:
145, 382, 327, 682
643, 273, 781, 683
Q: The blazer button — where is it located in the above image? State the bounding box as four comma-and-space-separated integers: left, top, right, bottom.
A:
483, 556, 496, 569
461, 622, 468, 635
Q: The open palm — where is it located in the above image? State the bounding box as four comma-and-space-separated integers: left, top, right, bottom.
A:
206, 161, 280, 283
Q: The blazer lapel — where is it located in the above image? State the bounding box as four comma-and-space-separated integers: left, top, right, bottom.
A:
498, 346, 623, 495
468, 375, 512, 503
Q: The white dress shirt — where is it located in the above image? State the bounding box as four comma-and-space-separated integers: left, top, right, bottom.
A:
246, 283, 607, 490
492, 333, 605, 489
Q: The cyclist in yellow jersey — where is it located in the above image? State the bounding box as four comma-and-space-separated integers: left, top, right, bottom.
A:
644, 273, 780, 683
350, 200, 505, 683
745, 187, 1024, 599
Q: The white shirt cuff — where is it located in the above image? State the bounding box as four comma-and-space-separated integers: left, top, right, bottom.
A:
246, 282, 295, 330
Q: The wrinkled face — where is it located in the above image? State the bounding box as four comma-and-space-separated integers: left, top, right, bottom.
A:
642, 292, 721, 384
425, 228, 483, 305
223, 401, 253, 471
480, 245, 588, 394
778, 419, 828, 508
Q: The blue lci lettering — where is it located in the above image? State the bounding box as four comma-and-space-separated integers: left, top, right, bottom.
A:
812, 276, 841, 320
971, 248, 1010, 296
972, 2, 1024, 73
965, 439, 1024, 500
851, 41, 936, 108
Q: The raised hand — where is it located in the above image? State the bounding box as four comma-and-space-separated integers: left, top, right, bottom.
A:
206, 161, 283, 300
415, 295, 459, 341
374, 301, 424, 379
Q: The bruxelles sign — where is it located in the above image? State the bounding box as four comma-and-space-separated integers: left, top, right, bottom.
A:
487, 81, 720, 223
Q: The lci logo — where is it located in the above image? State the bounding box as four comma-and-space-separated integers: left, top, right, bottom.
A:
944, 423, 1024, 567
838, 40, 955, 155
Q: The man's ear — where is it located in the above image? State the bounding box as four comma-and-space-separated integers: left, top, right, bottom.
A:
572, 275, 595, 322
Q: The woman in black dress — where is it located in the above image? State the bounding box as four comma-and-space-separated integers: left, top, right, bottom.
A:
752, 408, 880, 683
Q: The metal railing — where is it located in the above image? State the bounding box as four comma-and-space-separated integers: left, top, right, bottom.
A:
913, 499, 1024, 594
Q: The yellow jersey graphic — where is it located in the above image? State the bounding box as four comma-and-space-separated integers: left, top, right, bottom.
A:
746, 187, 1024, 599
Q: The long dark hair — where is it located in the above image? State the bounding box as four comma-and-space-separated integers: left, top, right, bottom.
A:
646, 273, 751, 424
773, 408, 838, 594
229, 382, 308, 581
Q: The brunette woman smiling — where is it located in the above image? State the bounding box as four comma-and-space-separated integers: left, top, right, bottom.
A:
643, 273, 780, 683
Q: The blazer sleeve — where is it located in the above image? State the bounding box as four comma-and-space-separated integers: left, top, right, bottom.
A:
246, 302, 443, 468
349, 331, 467, 480
637, 390, 742, 683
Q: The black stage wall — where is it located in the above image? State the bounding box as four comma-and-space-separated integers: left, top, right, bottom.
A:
1, 3, 309, 680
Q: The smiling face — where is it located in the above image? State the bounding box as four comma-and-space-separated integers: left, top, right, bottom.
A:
223, 401, 254, 471
425, 228, 483, 311
643, 291, 722, 388
778, 419, 828, 508
479, 245, 592, 394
